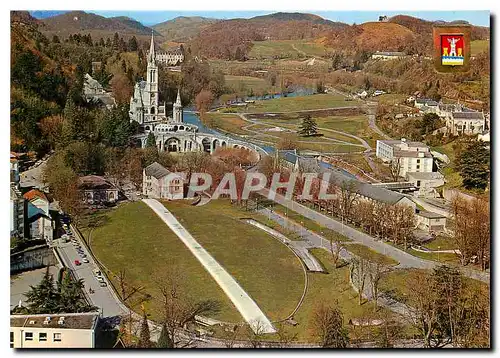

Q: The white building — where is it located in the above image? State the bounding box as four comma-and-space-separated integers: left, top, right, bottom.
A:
143, 162, 185, 200
10, 312, 99, 348
154, 48, 184, 66
10, 186, 25, 238
416, 211, 447, 232
478, 131, 490, 142
129, 33, 258, 156
371, 51, 406, 60
83, 73, 116, 109
406, 171, 445, 198
414, 98, 439, 110
447, 111, 485, 136
376, 139, 434, 178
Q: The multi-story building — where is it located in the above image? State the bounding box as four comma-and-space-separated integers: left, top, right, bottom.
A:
10, 186, 25, 238
10, 312, 100, 348
406, 171, 445, 198
23, 189, 54, 242
376, 139, 434, 178
371, 51, 406, 60
155, 48, 184, 66
143, 162, 185, 200
446, 111, 486, 135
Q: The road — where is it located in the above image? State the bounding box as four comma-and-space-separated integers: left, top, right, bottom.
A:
259, 188, 489, 283
19, 158, 49, 189
56, 228, 126, 318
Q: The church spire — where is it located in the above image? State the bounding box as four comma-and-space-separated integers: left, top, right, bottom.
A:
175, 88, 182, 106
148, 30, 156, 63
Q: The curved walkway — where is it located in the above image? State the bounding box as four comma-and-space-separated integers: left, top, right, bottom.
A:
142, 199, 276, 334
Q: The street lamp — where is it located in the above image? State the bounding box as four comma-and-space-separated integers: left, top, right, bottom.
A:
438, 246, 441, 262
321, 231, 325, 248
300, 221, 304, 238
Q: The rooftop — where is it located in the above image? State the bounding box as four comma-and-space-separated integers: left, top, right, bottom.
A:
11, 312, 99, 330
407, 172, 444, 180
417, 210, 446, 219
451, 111, 485, 120
23, 189, 48, 203
78, 175, 115, 190
144, 162, 171, 179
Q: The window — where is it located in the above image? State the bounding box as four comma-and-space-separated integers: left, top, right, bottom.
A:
416, 165, 420, 170
53, 333, 62, 342
10, 332, 14, 348
39, 333, 47, 342
416, 159, 420, 163
25, 332, 33, 341
416, 180, 421, 187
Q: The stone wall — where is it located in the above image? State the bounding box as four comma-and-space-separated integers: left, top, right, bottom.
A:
10, 245, 57, 273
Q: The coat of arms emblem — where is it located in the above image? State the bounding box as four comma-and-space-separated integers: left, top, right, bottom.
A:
441, 34, 465, 65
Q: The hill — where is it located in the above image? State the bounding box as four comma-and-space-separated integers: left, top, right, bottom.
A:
188, 12, 347, 59
40, 11, 161, 42
153, 16, 220, 43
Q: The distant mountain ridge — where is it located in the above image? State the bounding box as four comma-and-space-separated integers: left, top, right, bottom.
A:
39, 10, 161, 41
153, 16, 220, 43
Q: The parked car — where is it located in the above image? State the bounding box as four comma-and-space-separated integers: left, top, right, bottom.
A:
82, 258, 89, 263
93, 269, 102, 277
96, 276, 105, 283
99, 281, 107, 287
74, 260, 81, 266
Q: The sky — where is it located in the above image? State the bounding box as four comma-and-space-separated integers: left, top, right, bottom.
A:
30, 10, 490, 27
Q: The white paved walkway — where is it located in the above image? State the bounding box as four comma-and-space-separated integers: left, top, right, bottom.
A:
142, 199, 276, 334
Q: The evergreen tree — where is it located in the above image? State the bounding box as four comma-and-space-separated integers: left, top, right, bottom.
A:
52, 35, 60, 43
112, 33, 120, 50
99, 37, 105, 47
156, 323, 173, 348
146, 132, 156, 148
128, 36, 138, 52
456, 140, 490, 190
298, 115, 318, 136
25, 267, 59, 314
138, 311, 151, 348
105, 38, 112, 47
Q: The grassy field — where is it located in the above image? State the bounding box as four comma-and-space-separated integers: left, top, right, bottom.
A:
370, 93, 407, 106
162, 200, 305, 322
346, 244, 399, 266
249, 40, 329, 59
85, 202, 242, 322
244, 94, 356, 113
337, 154, 372, 173
205, 113, 249, 135
423, 235, 457, 251
289, 249, 393, 341
315, 116, 383, 148
224, 75, 277, 94
471, 40, 489, 56
380, 268, 488, 306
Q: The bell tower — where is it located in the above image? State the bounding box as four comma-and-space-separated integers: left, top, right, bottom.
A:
145, 31, 159, 122
173, 88, 183, 122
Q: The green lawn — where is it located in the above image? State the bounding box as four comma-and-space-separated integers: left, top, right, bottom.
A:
205, 113, 250, 135
471, 40, 489, 56
224, 75, 278, 94
85, 202, 242, 322
289, 249, 398, 341
346, 244, 399, 266
423, 235, 457, 251
249, 40, 329, 59
315, 116, 382, 148
380, 268, 488, 306
162, 200, 305, 322
244, 94, 356, 113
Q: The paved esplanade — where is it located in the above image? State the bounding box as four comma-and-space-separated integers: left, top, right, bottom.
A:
142, 199, 276, 334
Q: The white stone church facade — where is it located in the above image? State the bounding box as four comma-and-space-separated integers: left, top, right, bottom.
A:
129, 33, 259, 156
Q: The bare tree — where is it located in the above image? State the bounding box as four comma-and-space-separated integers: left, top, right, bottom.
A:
275, 322, 298, 348
368, 263, 389, 311
389, 157, 402, 182
329, 236, 344, 268
117, 269, 145, 303
350, 257, 368, 306
221, 325, 242, 348
309, 301, 349, 348
154, 268, 221, 348
244, 320, 266, 348
339, 180, 358, 222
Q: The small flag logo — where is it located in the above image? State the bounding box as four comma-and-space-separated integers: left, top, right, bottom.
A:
441, 34, 464, 66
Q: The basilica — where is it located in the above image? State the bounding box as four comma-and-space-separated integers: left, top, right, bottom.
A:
129, 33, 260, 156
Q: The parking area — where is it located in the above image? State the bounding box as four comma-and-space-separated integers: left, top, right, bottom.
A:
10, 266, 59, 310
56, 225, 125, 318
